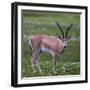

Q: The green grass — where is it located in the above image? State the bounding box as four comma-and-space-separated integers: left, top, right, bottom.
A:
22, 11, 80, 77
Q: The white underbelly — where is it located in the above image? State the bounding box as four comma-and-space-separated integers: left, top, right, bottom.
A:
41, 47, 54, 54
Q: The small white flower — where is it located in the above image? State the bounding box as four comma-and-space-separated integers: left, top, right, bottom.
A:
27, 65, 29, 68
46, 61, 49, 64
62, 67, 65, 72
56, 63, 59, 65
23, 70, 25, 73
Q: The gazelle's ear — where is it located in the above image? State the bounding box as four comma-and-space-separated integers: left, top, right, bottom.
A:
67, 36, 71, 39
59, 36, 62, 40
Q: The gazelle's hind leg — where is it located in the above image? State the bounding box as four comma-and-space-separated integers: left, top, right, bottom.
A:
31, 52, 42, 74
31, 54, 37, 73
29, 39, 36, 73
35, 55, 42, 74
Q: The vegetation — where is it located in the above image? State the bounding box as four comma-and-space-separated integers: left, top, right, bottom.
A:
22, 11, 80, 77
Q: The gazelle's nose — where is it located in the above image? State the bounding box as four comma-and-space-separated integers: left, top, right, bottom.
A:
64, 46, 66, 48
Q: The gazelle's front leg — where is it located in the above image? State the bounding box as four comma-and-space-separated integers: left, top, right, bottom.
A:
52, 56, 57, 74
51, 52, 57, 74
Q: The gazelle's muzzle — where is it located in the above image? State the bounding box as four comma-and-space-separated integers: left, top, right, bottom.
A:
64, 46, 67, 48
63, 41, 67, 48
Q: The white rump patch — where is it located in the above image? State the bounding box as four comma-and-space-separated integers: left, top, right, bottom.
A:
29, 36, 33, 49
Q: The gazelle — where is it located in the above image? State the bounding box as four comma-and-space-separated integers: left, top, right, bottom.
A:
29, 22, 73, 74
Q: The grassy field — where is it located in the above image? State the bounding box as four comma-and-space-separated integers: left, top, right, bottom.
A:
22, 11, 80, 77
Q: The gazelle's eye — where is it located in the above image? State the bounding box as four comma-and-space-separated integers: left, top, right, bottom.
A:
67, 36, 71, 39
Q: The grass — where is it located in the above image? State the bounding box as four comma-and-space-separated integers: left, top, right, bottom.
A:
22, 11, 80, 77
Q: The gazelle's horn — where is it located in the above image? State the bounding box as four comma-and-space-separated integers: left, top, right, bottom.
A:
65, 24, 73, 37
56, 21, 64, 37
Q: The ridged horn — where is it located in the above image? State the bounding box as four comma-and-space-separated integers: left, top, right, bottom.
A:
65, 24, 73, 37
55, 21, 64, 37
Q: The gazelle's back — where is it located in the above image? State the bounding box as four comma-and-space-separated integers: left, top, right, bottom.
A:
31, 35, 64, 54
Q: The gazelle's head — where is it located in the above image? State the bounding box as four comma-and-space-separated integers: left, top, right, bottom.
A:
56, 21, 73, 48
